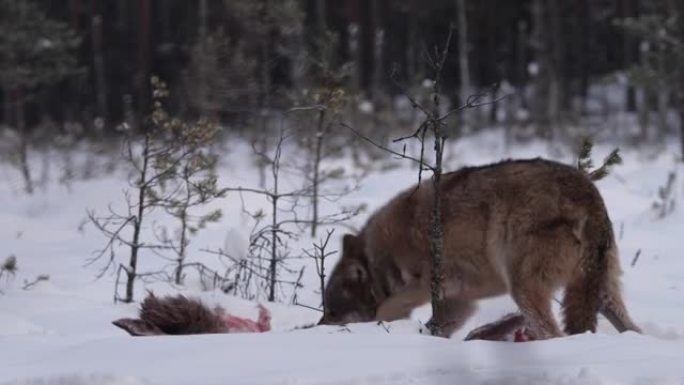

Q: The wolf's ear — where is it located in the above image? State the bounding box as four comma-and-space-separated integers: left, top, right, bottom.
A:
342, 234, 357, 253
341, 234, 368, 282
342, 233, 365, 257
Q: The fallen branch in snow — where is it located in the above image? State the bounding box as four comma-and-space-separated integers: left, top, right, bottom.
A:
631, 249, 642, 267
377, 321, 391, 334
112, 292, 271, 336
22, 274, 50, 290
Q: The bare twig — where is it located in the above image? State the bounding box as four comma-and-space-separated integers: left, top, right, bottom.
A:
631, 249, 642, 267
377, 320, 391, 334
294, 300, 324, 312
341, 122, 431, 169
22, 275, 49, 290
303, 228, 336, 311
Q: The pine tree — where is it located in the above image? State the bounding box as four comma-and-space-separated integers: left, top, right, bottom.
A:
0, 0, 81, 193
617, 0, 684, 156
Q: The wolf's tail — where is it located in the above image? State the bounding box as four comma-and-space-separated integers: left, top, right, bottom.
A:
562, 208, 641, 335
597, 244, 642, 333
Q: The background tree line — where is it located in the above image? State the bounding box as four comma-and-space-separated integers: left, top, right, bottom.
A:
1, 0, 683, 159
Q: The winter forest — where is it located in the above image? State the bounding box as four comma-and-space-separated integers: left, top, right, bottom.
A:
1, 0, 684, 384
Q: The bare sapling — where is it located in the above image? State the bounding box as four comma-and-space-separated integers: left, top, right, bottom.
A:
343, 26, 501, 336
88, 76, 219, 303
215, 127, 306, 302
206, 108, 359, 303
296, 228, 336, 313
145, 79, 225, 285
302, 33, 354, 237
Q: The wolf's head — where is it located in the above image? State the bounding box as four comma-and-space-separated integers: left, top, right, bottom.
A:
318, 234, 378, 325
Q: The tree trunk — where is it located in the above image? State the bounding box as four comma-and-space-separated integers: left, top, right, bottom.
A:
269, 196, 278, 302
531, 0, 552, 136
316, 0, 327, 34
622, 0, 637, 112
259, 0, 272, 115
575, 0, 590, 115
427, 29, 454, 338
175, 179, 191, 285
137, 0, 151, 129
348, 22, 361, 90
268, 136, 281, 302
91, 0, 108, 131
679, 107, 684, 162
289, 1, 307, 92
311, 109, 326, 237
548, 0, 564, 138
429, 85, 446, 337
668, 0, 684, 161
516, 20, 528, 110
486, 1, 498, 125
69, 0, 81, 31
406, 0, 418, 83
678, 65, 684, 163
196, 0, 210, 117
126, 134, 151, 303
456, 0, 471, 130
371, 0, 384, 103
15, 89, 33, 194
2, 86, 10, 131
358, 0, 374, 94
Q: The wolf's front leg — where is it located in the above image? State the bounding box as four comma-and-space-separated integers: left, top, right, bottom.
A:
375, 280, 430, 322
426, 297, 477, 338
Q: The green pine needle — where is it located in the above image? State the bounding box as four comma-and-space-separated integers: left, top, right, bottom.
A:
577, 137, 594, 172
576, 138, 622, 181
604, 149, 622, 167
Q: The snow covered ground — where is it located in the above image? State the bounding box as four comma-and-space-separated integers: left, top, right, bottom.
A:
1, 129, 683, 385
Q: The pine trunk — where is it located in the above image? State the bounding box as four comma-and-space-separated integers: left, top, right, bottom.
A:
137, 0, 151, 128
91, 0, 108, 130
456, 0, 471, 130
125, 134, 151, 303
15, 89, 33, 194
371, 0, 384, 103
531, 0, 551, 135
316, 0, 327, 33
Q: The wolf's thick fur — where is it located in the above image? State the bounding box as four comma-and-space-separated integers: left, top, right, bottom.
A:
320, 158, 641, 338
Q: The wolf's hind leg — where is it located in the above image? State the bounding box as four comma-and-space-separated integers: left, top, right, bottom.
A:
508, 226, 579, 339
511, 281, 564, 339
562, 269, 600, 334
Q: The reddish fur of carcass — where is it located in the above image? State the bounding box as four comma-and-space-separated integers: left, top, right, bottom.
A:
223, 304, 271, 333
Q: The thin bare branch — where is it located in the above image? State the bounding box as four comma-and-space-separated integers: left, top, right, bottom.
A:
341, 122, 433, 169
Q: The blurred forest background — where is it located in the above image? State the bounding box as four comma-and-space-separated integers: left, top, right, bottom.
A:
1, 0, 684, 312
1, 0, 683, 163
